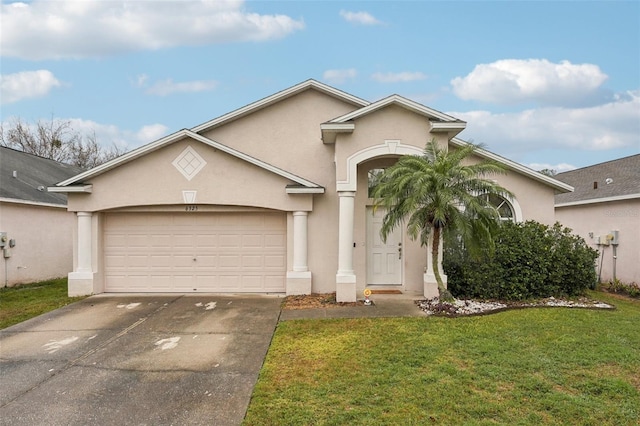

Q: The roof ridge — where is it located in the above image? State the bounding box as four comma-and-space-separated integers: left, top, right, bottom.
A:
556, 153, 640, 175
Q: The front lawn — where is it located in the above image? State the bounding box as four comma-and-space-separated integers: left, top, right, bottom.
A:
245, 292, 640, 425
0, 278, 85, 329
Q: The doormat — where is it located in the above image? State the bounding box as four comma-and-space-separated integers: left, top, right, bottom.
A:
370, 289, 403, 294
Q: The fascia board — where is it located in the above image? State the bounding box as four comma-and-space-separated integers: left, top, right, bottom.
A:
285, 187, 326, 194
555, 193, 640, 207
185, 131, 323, 189
191, 79, 370, 133
0, 197, 68, 208
330, 95, 461, 123
55, 130, 191, 187
48, 185, 93, 193
431, 122, 467, 132
450, 137, 574, 193
320, 123, 355, 131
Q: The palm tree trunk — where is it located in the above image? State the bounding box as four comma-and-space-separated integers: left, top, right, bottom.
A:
431, 226, 453, 301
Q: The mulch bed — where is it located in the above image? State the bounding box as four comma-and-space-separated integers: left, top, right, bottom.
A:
282, 293, 366, 310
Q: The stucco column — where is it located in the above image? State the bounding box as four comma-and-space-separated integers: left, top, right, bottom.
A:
336, 191, 356, 302
77, 212, 93, 272
68, 212, 95, 297
286, 211, 312, 295
292, 211, 308, 272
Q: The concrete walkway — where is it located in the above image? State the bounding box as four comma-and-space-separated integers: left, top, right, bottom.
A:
279, 293, 427, 321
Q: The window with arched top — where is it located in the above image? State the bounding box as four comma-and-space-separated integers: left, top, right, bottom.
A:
481, 194, 515, 222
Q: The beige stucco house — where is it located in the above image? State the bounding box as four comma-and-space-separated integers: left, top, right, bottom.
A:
555, 154, 640, 285
49, 80, 572, 301
1, 147, 83, 286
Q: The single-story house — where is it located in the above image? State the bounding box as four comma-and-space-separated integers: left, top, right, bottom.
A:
555, 154, 640, 284
49, 79, 573, 301
0, 146, 84, 286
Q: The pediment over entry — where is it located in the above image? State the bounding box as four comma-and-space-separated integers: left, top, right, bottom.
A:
51, 129, 324, 194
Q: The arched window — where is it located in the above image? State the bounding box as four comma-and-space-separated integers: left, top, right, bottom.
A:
482, 194, 515, 222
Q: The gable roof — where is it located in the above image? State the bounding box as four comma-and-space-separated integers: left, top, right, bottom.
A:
191, 79, 370, 134
1, 146, 85, 206
327, 94, 464, 124
554, 154, 640, 206
450, 138, 574, 193
50, 129, 324, 192
320, 94, 467, 144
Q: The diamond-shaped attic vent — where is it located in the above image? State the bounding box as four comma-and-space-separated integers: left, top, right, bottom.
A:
172, 146, 206, 181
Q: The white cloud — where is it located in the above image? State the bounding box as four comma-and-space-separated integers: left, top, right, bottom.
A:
451, 59, 609, 106
323, 68, 357, 84
65, 118, 168, 149
0, 70, 61, 104
450, 90, 640, 154
339, 10, 383, 26
135, 74, 149, 88
136, 124, 170, 143
371, 72, 428, 83
144, 78, 219, 96
1, 0, 305, 60
526, 163, 577, 173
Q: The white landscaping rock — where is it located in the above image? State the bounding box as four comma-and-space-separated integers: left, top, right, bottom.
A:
416, 296, 614, 316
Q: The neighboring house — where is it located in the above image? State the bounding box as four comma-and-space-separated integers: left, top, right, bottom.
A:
555, 154, 640, 284
0, 147, 84, 287
50, 79, 573, 300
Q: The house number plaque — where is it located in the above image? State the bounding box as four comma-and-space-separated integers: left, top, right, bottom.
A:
185, 205, 198, 212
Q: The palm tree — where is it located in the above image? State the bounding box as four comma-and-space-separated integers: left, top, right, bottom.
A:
372, 139, 513, 301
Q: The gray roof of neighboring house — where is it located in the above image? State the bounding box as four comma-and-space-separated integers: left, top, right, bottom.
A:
554, 154, 640, 205
0, 146, 85, 206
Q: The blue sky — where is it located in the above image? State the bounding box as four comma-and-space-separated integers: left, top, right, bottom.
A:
1, 0, 638, 172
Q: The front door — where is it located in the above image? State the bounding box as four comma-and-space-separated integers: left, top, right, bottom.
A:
366, 207, 402, 285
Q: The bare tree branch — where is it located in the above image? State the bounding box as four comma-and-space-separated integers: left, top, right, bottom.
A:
1, 117, 127, 169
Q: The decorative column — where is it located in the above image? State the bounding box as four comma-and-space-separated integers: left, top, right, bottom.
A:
77, 212, 93, 272
286, 211, 312, 295
68, 212, 95, 296
336, 191, 356, 302
292, 212, 308, 272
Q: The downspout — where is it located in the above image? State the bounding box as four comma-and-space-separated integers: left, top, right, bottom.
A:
597, 247, 605, 284
612, 245, 617, 282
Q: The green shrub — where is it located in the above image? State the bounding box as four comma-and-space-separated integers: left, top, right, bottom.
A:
444, 221, 598, 300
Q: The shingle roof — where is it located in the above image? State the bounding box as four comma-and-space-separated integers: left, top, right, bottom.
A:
0, 147, 85, 205
554, 154, 640, 205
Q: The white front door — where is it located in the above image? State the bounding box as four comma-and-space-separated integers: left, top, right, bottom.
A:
366, 207, 402, 285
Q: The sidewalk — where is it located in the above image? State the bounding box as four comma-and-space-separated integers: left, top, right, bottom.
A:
279, 293, 427, 321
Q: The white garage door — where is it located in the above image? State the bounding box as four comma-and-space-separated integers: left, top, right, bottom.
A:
104, 212, 286, 293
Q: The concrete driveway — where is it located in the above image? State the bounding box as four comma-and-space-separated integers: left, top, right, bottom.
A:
0, 294, 282, 426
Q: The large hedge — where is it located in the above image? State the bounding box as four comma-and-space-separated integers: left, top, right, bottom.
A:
443, 221, 598, 300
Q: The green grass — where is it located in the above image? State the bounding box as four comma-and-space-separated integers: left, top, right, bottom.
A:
245, 292, 640, 425
0, 278, 86, 329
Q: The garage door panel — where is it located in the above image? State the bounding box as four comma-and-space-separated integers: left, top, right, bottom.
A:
104, 212, 286, 293
264, 234, 285, 248
218, 275, 241, 289
264, 255, 285, 268
219, 234, 241, 248
195, 255, 218, 267
241, 255, 262, 268
195, 234, 218, 248
264, 275, 286, 292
